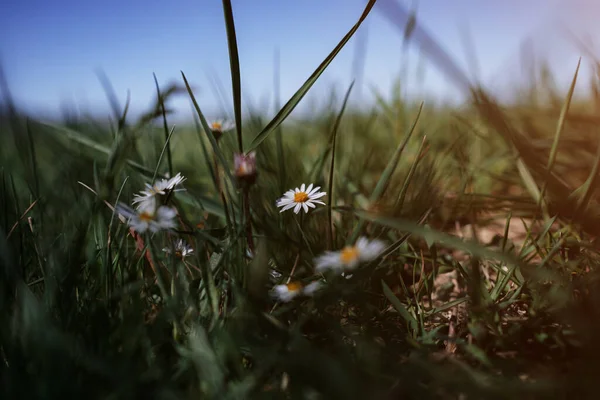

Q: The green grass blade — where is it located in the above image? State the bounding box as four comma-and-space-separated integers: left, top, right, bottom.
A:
191, 110, 218, 189
349, 102, 423, 244
537, 58, 581, 215
394, 134, 427, 210
151, 125, 176, 183
572, 136, 600, 220
221, 0, 244, 152
357, 211, 524, 286
248, 0, 377, 151
370, 102, 422, 201
327, 81, 354, 249
153, 73, 174, 177
181, 71, 235, 185
96, 69, 124, 126
382, 280, 418, 335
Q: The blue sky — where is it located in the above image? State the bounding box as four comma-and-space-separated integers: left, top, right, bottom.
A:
1, 0, 596, 121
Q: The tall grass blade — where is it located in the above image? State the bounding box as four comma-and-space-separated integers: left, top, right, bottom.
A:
394, 134, 427, 211
349, 102, 423, 243
327, 81, 354, 249
151, 125, 176, 183
181, 71, 235, 185
153, 73, 174, 177
249, 0, 377, 151
382, 280, 418, 335
537, 58, 581, 215
221, 0, 244, 152
356, 211, 524, 285
373, 0, 472, 93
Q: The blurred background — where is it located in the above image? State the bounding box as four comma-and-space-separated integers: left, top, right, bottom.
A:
2, 0, 599, 121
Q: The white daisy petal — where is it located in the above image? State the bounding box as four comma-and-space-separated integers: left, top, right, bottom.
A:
309, 192, 327, 199
280, 203, 297, 212
294, 203, 302, 214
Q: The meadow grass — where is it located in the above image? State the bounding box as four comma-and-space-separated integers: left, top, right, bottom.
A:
3, 1, 600, 398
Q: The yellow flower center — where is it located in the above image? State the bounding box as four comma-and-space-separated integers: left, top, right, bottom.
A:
236, 163, 249, 176
175, 250, 183, 258
211, 122, 222, 131
286, 281, 303, 292
294, 192, 309, 203
139, 211, 155, 222
340, 246, 360, 265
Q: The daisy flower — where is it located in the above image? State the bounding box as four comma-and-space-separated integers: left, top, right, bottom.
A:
271, 280, 324, 303
315, 237, 386, 274
132, 172, 186, 209
163, 238, 194, 259
276, 183, 326, 214
208, 119, 235, 140
117, 197, 177, 234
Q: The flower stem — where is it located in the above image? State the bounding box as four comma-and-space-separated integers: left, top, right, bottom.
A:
243, 187, 255, 254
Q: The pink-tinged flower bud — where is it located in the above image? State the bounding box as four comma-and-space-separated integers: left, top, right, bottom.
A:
234, 151, 257, 186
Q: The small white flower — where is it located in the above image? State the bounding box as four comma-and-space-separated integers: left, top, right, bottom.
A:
272, 281, 304, 302
315, 237, 386, 274
132, 173, 186, 208
271, 280, 323, 302
209, 119, 235, 133
163, 238, 194, 259
117, 198, 177, 234
276, 183, 326, 214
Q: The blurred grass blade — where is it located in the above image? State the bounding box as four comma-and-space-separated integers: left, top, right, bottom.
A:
516, 157, 542, 205
249, 0, 377, 151
181, 71, 235, 185
572, 137, 600, 220
373, 0, 472, 93
328, 81, 354, 249
39, 122, 166, 180
349, 102, 423, 244
537, 58, 581, 214
192, 110, 218, 189
221, 0, 244, 152
357, 211, 524, 285
273, 48, 286, 192
96, 69, 124, 126
372, 102, 423, 202
394, 134, 427, 210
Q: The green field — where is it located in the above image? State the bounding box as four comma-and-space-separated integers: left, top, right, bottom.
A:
3, 2, 600, 399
